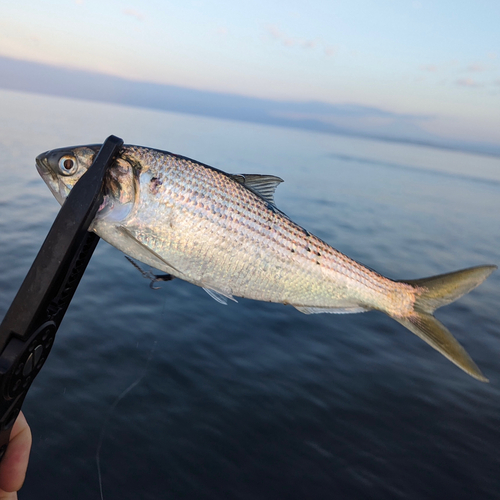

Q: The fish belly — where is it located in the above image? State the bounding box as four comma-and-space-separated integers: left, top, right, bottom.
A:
94, 149, 407, 313
102, 202, 390, 312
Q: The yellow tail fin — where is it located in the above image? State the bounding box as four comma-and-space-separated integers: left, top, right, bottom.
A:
394, 265, 497, 382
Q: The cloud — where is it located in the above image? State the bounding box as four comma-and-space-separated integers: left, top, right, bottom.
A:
324, 46, 336, 57
266, 25, 283, 41
467, 63, 486, 72
421, 64, 438, 72
302, 40, 317, 50
264, 25, 334, 58
265, 25, 296, 47
456, 78, 481, 88
123, 8, 144, 21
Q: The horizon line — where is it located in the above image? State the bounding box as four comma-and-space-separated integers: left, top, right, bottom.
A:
1, 55, 499, 159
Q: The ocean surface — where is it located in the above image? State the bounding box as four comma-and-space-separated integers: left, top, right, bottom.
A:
0, 88, 499, 500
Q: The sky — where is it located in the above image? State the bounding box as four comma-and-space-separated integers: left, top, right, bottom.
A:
1, 0, 499, 144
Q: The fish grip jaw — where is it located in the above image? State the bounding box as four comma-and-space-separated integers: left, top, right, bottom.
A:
0, 135, 124, 461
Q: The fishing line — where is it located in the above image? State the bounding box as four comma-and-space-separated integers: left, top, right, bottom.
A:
124, 256, 174, 289
96, 339, 157, 500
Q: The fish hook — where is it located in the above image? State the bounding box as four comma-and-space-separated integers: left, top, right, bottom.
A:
124, 256, 175, 289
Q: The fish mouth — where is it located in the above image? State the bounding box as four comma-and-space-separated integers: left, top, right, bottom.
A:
35, 151, 58, 185
35, 151, 50, 175
35, 150, 69, 205
35, 148, 68, 176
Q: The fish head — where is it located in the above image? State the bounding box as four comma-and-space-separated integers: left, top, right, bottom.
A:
36, 145, 100, 205
36, 144, 137, 223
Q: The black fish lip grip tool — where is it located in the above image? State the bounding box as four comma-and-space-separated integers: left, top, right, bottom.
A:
0, 135, 123, 460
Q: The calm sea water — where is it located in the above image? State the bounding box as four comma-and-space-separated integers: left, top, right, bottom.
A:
0, 89, 499, 500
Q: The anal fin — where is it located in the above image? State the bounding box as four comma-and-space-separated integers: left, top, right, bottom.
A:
202, 287, 238, 305
294, 305, 370, 315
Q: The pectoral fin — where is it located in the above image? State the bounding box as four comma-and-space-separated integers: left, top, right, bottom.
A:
118, 226, 184, 277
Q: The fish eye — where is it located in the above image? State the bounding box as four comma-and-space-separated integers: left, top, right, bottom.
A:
58, 155, 77, 176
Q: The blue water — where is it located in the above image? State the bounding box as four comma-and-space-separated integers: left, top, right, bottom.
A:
0, 89, 499, 500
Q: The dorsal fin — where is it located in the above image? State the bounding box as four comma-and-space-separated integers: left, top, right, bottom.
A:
229, 174, 284, 205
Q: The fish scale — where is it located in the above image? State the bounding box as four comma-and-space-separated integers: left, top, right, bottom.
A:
35, 142, 496, 380
123, 147, 414, 310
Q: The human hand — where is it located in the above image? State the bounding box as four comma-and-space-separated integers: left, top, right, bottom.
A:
0, 412, 32, 500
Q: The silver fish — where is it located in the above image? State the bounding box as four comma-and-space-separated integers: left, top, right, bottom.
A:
36, 144, 496, 381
